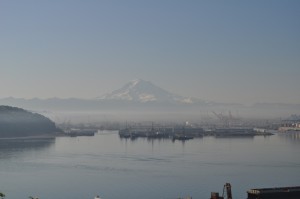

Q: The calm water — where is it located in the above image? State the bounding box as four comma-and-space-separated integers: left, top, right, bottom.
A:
0, 131, 299, 199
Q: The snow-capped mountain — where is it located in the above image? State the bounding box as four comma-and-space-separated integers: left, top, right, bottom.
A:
98, 79, 199, 104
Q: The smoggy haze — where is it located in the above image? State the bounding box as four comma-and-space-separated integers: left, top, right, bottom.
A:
1, 1, 299, 105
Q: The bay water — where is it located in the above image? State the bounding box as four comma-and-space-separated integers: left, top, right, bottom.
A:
0, 131, 299, 199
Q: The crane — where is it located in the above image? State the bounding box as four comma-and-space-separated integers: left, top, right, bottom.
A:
223, 183, 233, 199
210, 182, 233, 199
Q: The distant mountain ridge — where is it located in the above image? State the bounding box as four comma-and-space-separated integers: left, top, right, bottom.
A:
98, 79, 203, 104
0, 80, 300, 119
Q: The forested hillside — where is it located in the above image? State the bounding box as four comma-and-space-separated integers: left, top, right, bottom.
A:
0, 106, 61, 137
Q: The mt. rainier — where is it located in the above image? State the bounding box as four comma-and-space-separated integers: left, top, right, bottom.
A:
98, 79, 200, 104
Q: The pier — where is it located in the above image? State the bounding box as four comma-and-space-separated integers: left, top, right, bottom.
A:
118, 126, 273, 141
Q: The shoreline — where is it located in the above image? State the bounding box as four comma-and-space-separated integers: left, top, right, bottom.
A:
0, 134, 57, 140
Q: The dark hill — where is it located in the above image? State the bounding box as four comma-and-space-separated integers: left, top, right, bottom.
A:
0, 106, 61, 138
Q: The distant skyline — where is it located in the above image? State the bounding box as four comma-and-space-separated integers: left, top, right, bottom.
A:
1, 1, 299, 105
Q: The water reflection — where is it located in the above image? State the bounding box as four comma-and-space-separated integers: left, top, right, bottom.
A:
277, 131, 300, 144
0, 138, 55, 159
0, 132, 299, 199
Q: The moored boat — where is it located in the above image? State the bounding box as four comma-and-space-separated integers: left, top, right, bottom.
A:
247, 186, 300, 199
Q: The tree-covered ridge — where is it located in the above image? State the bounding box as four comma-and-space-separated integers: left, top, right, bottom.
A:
0, 106, 61, 137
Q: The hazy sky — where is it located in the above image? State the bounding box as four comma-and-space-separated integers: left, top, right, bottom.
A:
1, 1, 299, 104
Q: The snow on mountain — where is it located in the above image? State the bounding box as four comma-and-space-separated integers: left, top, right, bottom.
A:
98, 79, 199, 104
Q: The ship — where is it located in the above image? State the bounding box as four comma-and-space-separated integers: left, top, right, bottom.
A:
66, 129, 96, 137
210, 183, 300, 199
247, 186, 300, 199
212, 128, 273, 137
172, 134, 194, 141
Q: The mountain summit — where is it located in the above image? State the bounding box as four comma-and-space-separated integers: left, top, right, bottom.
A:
98, 79, 196, 104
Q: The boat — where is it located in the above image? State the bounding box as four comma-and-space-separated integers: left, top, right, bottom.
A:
213, 128, 256, 137
67, 129, 96, 137
210, 183, 300, 199
172, 134, 193, 141
247, 186, 300, 199
118, 128, 131, 138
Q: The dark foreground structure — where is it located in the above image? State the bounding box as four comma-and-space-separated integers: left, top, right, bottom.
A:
247, 186, 300, 199
210, 183, 300, 199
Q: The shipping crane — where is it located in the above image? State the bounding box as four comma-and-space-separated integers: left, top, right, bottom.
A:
210, 183, 233, 199
223, 183, 233, 199
212, 111, 230, 128
212, 111, 241, 128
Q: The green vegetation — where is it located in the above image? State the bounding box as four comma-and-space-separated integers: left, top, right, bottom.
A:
0, 106, 61, 137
